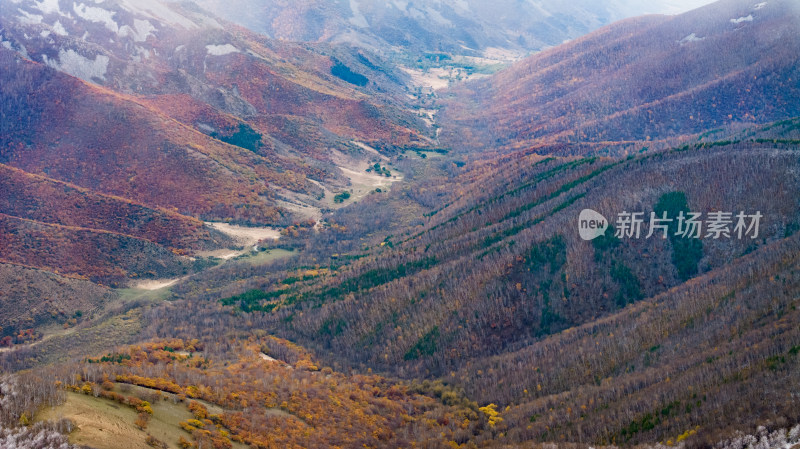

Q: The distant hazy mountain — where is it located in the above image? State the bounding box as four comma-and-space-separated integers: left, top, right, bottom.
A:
189, 0, 716, 60
439, 0, 800, 154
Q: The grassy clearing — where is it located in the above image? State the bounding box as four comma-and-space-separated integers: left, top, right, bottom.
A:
230, 248, 295, 266
37, 389, 250, 449
37, 391, 189, 449
115, 285, 174, 304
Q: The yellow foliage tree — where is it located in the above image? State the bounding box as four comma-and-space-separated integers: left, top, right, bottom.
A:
478, 404, 503, 428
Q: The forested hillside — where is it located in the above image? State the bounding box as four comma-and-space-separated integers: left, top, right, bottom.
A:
439, 0, 800, 155
2, 0, 800, 448
72, 124, 799, 447
0, 0, 438, 283
0, 263, 115, 345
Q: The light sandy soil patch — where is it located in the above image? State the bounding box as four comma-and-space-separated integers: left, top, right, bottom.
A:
416, 108, 438, 127
198, 222, 280, 259
351, 141, 389, 161
206, 222, 280, 244
260, 352, 278, 362
339, 166, 399, 188
271, 144, 404, 220
327, 148, 403, 204
402, 65, 496, 91
277, 194, 323, 222
481, 46, 526, 62
274, 185, 328, 230
259, 353, 294, 373
401, 67, 452, 90
196, 249, 242, 260
338, 165, 401, 201
132, 278, 182, 290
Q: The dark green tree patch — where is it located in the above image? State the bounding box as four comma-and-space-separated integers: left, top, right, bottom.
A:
654, 192, 704, 281
331, 60, 369, 86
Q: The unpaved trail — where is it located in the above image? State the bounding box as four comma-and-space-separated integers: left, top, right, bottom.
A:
0, 326, 77, 353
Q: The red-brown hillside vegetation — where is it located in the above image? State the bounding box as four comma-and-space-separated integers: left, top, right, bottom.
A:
0, 164, 228, 251
0, 48, 282, 224
0, 214, 190, 285
439, 0, 800, 154
0, 263, 115, 341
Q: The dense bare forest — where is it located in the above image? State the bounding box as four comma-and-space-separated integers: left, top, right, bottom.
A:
6, 124, 798, 447
439, 0, 800, 156
1, 0, 800, 448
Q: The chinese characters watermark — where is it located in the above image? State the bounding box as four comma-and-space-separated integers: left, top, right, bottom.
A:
579, 209, 762, 241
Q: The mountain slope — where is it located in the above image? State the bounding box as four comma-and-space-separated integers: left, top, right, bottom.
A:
0, 213, 192, 284
0, 263, 115, 344
0, 0, 434, 222
0, 48, 282, 223
0, 0, 438, 282
463, 228, 800, 446
439, 0, 800, 154
0, 163, 229, 251
138, 128, 800, 446
0, 162, 234, 283
274, 140, 800, 370
191, 0, 715, 60
2, 1, 800, 447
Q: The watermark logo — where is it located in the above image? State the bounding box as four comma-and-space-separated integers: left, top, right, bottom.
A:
579, 209, 609, 241
578, 210, 763, 240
